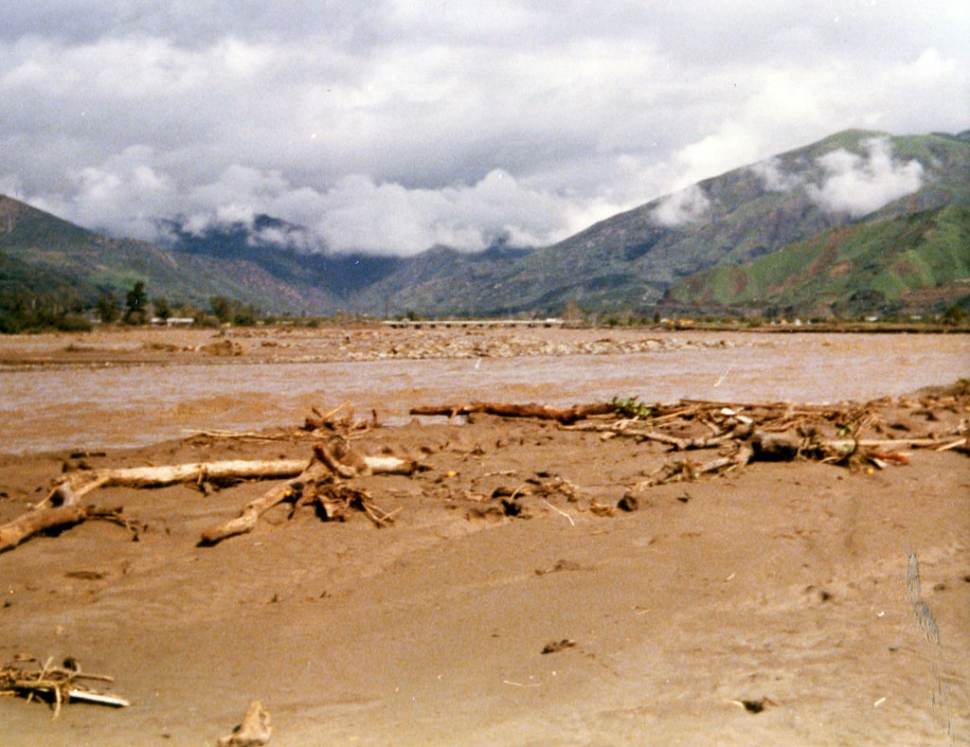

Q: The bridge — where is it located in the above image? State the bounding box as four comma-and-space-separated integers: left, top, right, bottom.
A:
381, 318, 564, 329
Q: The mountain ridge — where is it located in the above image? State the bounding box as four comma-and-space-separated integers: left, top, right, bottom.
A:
2, 128, 968, 323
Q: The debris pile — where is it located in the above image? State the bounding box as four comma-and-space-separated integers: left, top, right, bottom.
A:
1, 385, 967, 554
1, 656, 129, 718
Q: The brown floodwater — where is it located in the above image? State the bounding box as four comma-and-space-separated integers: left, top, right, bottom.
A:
1, 330, 967, 455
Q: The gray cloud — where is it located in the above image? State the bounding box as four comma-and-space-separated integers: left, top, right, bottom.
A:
0, 1, 967, 255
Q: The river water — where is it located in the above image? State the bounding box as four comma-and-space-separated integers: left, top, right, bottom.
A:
1, 331, 966, 455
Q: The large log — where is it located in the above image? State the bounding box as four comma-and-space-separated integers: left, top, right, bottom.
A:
69, 459, 311, 499
0, 505, 89, 553
0, 505, 139, 554
70, 452, 421, 501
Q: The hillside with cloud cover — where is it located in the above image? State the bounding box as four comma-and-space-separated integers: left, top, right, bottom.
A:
2, 129, 968, 320
356, 130, 970, 317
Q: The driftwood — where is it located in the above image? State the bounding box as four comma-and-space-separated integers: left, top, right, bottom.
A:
3, 438, 419, 552
303, 402, 378, 436
0, 505, 87, 553
410, 402, 615, 425
1, 657, 129, 719
635, 422, 754, 451
628, 442, 755, 495
199, 462, 332, 545
67, 459, 311, 500
200, 440, 412, 545
218, 700, 272, 746
67, 450, 422, 502
0, 505, 142, 554
313, 437, 422, 478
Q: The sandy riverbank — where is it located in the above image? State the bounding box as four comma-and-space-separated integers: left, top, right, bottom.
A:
0, 328, 968, 745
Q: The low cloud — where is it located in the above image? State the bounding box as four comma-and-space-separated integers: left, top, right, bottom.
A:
749, 157, 802, 193
807, 138, 924, 218
40, 154, 581, 256
650, 185, 711, 227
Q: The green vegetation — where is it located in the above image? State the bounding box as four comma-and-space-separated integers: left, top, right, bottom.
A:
94, 292, 121, 324
608, 396, 654, 419
209, 295, 261, 326
667, 204, 970, 319
0, 274, 273, 333
124, 281, 149, 324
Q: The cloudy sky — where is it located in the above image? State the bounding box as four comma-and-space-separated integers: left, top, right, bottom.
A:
1, 1, 967, 255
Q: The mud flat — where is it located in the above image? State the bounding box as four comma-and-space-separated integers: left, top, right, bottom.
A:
1, 329, 968, 745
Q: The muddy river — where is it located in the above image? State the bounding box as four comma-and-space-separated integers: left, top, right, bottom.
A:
1, 329, 967, 454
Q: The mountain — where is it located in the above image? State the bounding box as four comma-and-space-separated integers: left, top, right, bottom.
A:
2, 129, 968, 323
0, 195, 338, 316
659, 131, 970, 318
358, 129, 970, 316
162, 216, 534, 316
163, 215, 403, 303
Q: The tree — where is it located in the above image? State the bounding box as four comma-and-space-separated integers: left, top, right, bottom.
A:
124, 281, 149, 324
152, 296, 172, 322
942, 304, 968, 326
95, 292, 121, 324
210, 295, 234, 324
232, 304, 259, 327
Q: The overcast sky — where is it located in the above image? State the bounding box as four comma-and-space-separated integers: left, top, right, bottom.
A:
1, 1, 967, 255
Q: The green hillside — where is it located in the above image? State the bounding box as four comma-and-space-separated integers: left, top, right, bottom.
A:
0, 195, 339, 327
666, 204, 970, 318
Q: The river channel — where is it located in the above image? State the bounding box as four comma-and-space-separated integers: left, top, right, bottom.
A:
1, 329, 966, 455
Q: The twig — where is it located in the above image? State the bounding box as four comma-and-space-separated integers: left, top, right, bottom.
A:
936, 437, 969, 452
542, 499, 575, 526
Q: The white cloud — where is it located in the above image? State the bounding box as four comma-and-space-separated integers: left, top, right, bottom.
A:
749, 158, 802, 193
60, 146, 179, 241
650, 185, 711, 227
51, 156, 581, 255
899, 48, 957, 85
807, 138, 924, 218
304, 170, 575, 255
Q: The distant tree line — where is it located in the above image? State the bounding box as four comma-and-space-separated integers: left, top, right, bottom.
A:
0, 280, 265, 334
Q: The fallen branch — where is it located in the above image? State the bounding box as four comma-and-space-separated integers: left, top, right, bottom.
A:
0, 505, 86, 552
626, 441, 755, 496
303, 401, 378, 435
199, 462, 331, 546
635, 422, 753, 451
410, 402, 615, 424
313, 438, 422, 477
182, 429, 295, 442
0, 506, 142, 554
936, 436, 970, 452
199, 445, 408, 544
69, 459, 311, 500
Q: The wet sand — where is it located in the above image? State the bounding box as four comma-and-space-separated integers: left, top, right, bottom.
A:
0, 327, 968, 746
